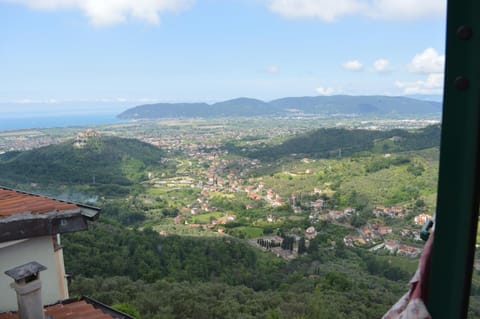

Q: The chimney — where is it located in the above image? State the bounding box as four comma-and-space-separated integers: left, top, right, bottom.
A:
5, 261, 47, 319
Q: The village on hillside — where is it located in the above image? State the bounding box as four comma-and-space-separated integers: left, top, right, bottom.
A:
0, 119, 438, 261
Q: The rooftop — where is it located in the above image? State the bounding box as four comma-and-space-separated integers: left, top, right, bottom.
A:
0, 187, 100, 243
0, 188, 79, 218
0, 297, 134, 319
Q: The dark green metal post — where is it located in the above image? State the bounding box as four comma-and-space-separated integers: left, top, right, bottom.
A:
428, 0, 480, 318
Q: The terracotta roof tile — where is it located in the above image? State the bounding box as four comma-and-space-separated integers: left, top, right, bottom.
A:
46, 301, 104, 319
0, 187, 100, 243
0, 300, 117, 319
0, 187, 79, 218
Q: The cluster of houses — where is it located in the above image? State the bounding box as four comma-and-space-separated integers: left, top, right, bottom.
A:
242, 181, 285, 207
372, 205, 405, 218
0, 132, 61, 154
343, 217, 427, 257
142, 130, 434, 261
178, 155, 431, 259
414, 213, 433, 225
317, 208, 356, 222
344, 223, 392, 247
344, 235, 422, 257
373, 241, 423, 257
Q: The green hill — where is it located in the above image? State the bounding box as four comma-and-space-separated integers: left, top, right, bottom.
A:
244, 124, 441, 159
0, 135, 164, 190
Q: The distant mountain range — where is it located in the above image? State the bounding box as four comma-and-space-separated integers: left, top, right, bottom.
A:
117, 95, 442, 119
405, 94, 443, 102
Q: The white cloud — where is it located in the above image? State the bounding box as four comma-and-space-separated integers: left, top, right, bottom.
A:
266, 0, 445, 22
9, 97, 148, 104
408, 48, 445, 74
395, 73, 444, 94
138, 98, 157, 103
373, 58, 391, 73
266, 65, 280, 74
268, 0, 365, 22
396, 48, 445, 94
13, 99, 36, 104
342, 60, 363, 71
12, 98, 60, 104
315, 86, 337, 95
368, 0, 446, 20
3, 0, 195, 26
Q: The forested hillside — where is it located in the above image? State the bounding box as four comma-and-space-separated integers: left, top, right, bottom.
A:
63, 220, 413, 319
0, 135, 164, 195
241, 124, 441, 159
64, 223, 283, 290
64, 219, 480, 319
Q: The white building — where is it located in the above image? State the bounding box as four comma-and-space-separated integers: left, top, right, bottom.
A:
0, 187, 100, 313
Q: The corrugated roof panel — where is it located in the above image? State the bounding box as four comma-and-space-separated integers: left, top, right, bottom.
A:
0, 188, 79, 218
0, 187, 100, 243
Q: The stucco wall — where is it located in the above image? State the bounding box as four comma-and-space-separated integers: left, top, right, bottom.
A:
0, 236, 65, 312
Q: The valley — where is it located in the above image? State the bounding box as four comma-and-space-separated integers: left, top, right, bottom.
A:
1, 115, 478, 318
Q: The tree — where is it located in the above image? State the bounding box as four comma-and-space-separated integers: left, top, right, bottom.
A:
350, 214, 367, 228
298, 237, 307, 254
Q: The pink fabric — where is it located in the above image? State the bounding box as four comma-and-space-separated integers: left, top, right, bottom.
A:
382, 233, 434, 319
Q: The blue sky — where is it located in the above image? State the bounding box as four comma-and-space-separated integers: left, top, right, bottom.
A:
0, 0, 447, 115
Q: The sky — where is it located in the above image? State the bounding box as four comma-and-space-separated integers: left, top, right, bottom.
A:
0, 0, 447, 116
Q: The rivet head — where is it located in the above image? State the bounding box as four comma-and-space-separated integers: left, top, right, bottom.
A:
457, 25, 473, 40
455, 76, 470, 90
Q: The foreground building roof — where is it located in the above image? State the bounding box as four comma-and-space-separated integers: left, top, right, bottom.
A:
0, 297, 135, 319
0, 187, 100, 243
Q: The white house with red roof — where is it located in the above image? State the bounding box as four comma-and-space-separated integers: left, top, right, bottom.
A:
0, 187, 132, 319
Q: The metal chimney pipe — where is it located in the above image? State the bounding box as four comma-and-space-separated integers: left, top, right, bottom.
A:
5, 261, 47, 319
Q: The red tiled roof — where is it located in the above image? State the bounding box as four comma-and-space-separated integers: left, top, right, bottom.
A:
0, 187, 79, 218
0, 300, 115, 319
46, 300, 114, 319
0, 187, 99, 243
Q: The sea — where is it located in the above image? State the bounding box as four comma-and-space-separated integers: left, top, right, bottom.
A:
0, 114, 124, 131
